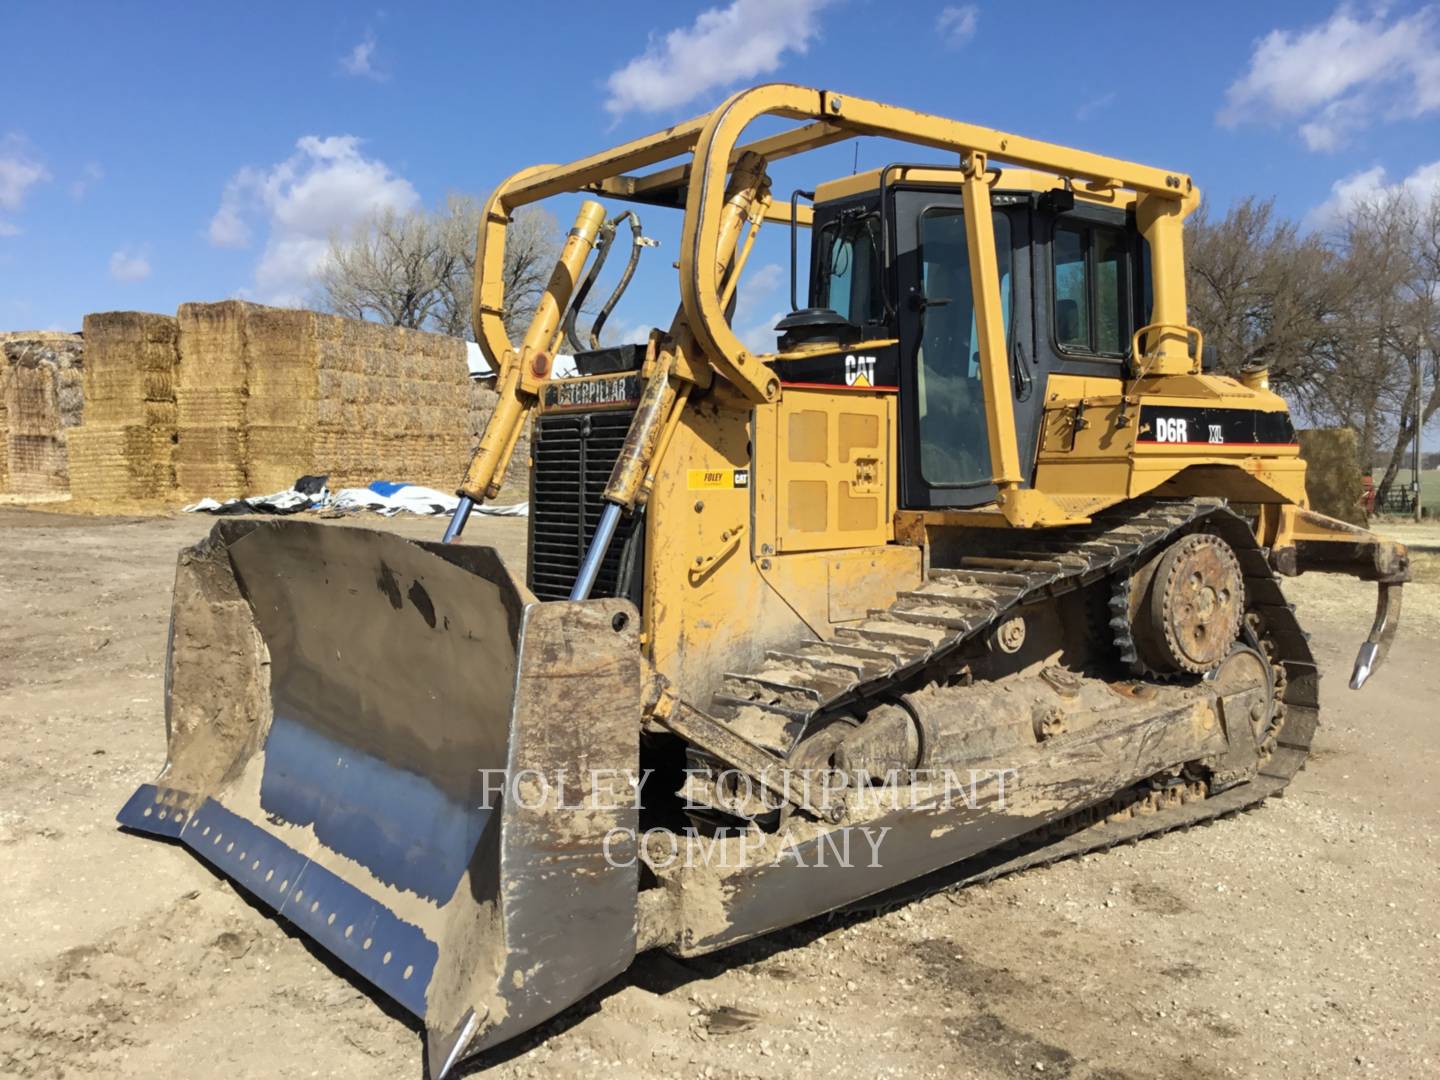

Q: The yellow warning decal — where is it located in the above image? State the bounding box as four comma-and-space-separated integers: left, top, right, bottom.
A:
687, 468, 750, 490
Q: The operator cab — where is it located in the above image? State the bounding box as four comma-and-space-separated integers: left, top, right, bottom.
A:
775, 166, 1152, 511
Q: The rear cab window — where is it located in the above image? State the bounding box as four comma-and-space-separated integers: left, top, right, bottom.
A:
1052, 219, 1131, 358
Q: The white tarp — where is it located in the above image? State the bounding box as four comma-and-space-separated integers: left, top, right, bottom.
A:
329, 485, 528, 517
183, 478, 528, 519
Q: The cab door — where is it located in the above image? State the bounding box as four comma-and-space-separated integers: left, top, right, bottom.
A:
891, 188, 1041, 509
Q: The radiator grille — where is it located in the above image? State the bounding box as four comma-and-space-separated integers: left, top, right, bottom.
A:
527, 409, 643, 602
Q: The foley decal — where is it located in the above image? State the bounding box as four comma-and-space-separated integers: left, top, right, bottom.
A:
687, 468, 750, 490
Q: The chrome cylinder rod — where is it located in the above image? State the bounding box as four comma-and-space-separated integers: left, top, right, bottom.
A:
570, 502, 622, 601
442, 496, 475, 544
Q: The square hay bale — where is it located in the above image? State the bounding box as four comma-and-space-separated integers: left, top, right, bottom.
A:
69, 303, 482, 503
143, 400, 178, 428
81, 311, 178, 363
174, 462, 246, 502
247, 362, 320, 427
174, 426, 245, 463
1298, 428, 1367, 525
177, 301, 251, 377
176, 389, 246, 428
69, 425, 174, 503
246, 425, 317, 492
71, 313, 177, 505
174, 426, 246, 501
6, 434, 68, 494
6, 360, 59, 436
176, 303, 249, 427
2, 332, 85, 495
80, 312, 178, 426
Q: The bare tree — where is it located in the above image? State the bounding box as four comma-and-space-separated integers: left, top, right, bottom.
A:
497, 206, 562, 341
1340, 191, 1440, 504
1185, 197, 1345, 388
429, 199, 561, 343
1186, 192, 1439, 505
313, 199, 561, 344
312, 206, 457, 328
429, 194, 482, 340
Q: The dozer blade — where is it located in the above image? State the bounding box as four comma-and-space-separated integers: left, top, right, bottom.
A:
117, 519, 643, 1074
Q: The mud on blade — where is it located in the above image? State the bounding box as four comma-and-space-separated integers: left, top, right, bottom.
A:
118, 519, 643, 1073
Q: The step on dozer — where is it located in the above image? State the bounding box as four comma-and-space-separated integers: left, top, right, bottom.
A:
120, 85, 1409, 1075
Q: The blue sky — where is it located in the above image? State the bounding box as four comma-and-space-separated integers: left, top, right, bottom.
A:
4, 0, 1440, 344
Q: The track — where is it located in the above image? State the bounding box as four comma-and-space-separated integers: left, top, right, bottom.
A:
698, 497, 1319, 900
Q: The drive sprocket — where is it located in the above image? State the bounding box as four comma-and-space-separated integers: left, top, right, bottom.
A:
1121, 532, 1244, 676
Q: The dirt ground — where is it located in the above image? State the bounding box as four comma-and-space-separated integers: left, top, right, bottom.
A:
1, 507, 1436, 1079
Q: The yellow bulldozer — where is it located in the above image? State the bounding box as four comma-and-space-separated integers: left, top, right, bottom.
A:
120, 85, 1408, 1074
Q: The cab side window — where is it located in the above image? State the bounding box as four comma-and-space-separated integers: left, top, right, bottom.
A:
816, 214, 884, 327
1052, 221, 1130, 358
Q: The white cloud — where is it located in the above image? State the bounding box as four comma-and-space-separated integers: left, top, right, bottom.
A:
1308, 159, 1440, 226
0, 136, 49, 210
594, 314, 654, 347
70, 162, 104, 200
603, 0, 833, 118
735, 261, 783, 316
208, 182, 254, 248
737, 308, 786, 354
1298, 115, 1346, 153
1075, 91, 1116, 122
208, 135, 420, 304
728, 261, 786, 351
341, 33, 384, 80
1221, 5, 1440, 151
0, 135, 49, 236
109, 249, 151, 283
935, 4, 979, 49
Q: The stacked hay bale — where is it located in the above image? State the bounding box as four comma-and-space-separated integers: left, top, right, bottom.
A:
170, 302, 473, 498
1298, 428, 1367, 525
310, 314, 471, 490
174, 302, 251, 500
0, 353, 8, 490
67, 313, 179, 506
61, 303, 491, 508
1, 332, 85, 496
234, 305, 320, 494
